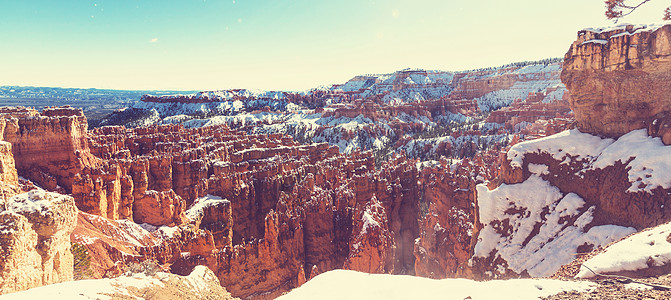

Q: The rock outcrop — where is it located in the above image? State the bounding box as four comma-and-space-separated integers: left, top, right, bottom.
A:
3, 265, 239, 300
344, 195, 395, 273
0, 189, 78, 294
413, 159, 485, 279
0, 106, 98, 192
463, 22, 671, 279
562, 23, 671, 140
64, 121, 429, 298
471, 128, 671, 279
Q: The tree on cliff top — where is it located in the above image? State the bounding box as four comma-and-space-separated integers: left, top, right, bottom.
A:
605, 0, 671, 20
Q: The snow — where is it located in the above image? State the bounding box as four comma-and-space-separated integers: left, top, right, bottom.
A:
277, 269, 594, 300
475, 175, 635, 277
360, 198, 382, 235
0, 266, 215, 300
72, 212, 159, 248
591, 129, 671, 193
509, 129, 671, 194
134, 97, 294, 119
0, 272, 161, 300
116, 60, 569, 157
415, 160, 441, 171
580, 39, 608, 46
155, 225, 180, 239
184, 265, 217, 291
507, 129, 614, 168
542, 86, 566, 103
527, 163, 549, 175
582, 22, 671, 35
115, 219, 155, 246
0, 211, 19, 235
473, 63, 564, 112
511, 63, 561, 75
4, 189, 71, 216
186, 194, 230, 221
145, 89, 287, 102
434, 112, 473, 125
361, 211, 380, 234
577, 222, 671, 278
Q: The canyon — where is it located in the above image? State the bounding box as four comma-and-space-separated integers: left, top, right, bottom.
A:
0, 23, 670, 300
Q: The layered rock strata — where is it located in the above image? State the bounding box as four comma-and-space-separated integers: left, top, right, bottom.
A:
562, 23, 671, 140
0, 189, 78, 294
66, 120, 435, 298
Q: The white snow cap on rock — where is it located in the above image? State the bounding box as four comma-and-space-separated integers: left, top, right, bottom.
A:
507, 129, 671, 194
474, 175, 635, 277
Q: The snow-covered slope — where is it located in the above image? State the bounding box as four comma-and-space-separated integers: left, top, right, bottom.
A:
277, 269, 594, 300
0, 266, 235, 300
577, 221, 671, 278
474, 175, 635, 277
473, 128, 671, 278
508, 129, 671, 194
101, 60, 569, 160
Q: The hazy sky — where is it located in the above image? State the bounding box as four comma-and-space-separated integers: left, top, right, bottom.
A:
1, 0, 668, 91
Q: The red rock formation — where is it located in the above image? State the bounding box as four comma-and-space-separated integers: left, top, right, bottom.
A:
344, 195, 395, 273
485, 97, 572, 126
0, 106, 98, 192
562, 24, 671, 140
0, 138, 19, 199
39, 116, 419, 297
133, 190, 186, 226
0, 190, 78, 294
413, 158, 490, 279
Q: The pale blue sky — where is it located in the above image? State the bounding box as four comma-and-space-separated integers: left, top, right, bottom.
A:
0, 0, 668, 91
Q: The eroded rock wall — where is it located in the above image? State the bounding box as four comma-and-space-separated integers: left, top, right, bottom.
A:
0, 189, 78, 294
562, 23, 671, 140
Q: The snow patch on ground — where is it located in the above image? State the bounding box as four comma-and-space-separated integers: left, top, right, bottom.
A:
0, 266, 216, 300
4, 189, 71, 216
507, 129, 613, 168
0, 272, 161, 300
186, 194, 230, 221
591, 129, 671, 193
475, 175, 635, 277
577, 222, 671, 278
277, 269, 594, 300
507, 129, 671, 194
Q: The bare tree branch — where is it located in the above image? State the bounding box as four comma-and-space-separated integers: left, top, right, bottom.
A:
605, 0, 653, 21
581, 265, 671, 291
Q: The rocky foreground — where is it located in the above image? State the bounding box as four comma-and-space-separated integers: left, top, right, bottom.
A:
1, 265, 237, 300
1, 23, 671, 299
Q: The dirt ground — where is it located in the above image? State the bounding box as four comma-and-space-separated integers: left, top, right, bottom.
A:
543, 274, 671, 300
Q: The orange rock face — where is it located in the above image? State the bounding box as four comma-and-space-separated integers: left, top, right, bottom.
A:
0, 190, 78, 294
0, 138, 19, 199
344, 195, 395, 273
0, 106, 98, 192
562, 24, 671, 139
412, 158, 493, 279
58, 119, 431, 298
133, 190, 187, 226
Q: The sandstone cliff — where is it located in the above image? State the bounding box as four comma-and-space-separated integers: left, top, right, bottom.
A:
63, 121, 429, 298
0, 106, 98, 193
562, 23, 671, 141
0, 189, 78, 294
3, 265, 238, 300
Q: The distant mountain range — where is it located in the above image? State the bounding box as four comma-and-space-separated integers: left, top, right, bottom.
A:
0, 86, 194, 103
